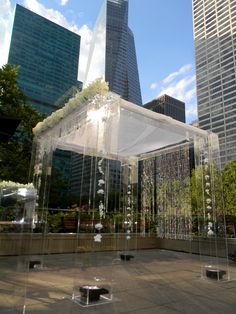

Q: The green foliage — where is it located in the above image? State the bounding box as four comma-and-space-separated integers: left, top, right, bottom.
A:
0, 64, 26, 116
0, 64, 45, 183
47, 212, 64, 232
33, 78, 109, 136
156, 177, 191, 216
48, 168, 69, 208
222, 161, 236, 215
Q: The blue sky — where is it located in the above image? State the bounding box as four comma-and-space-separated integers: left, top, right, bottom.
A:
0, 0, 197, 123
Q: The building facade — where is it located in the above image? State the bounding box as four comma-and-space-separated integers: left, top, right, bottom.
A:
8, 4, 81, 114
144, 94, 186, 123
193, 0, 236, 165
70, 0, 142, 199
8, 4, 82, 203
84, 0, 142, 105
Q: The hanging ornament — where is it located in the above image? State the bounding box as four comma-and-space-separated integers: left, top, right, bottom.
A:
95, 158, 106, 242
94, 234, 102, 242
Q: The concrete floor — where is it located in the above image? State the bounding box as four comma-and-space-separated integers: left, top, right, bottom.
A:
1, 249, 236, 314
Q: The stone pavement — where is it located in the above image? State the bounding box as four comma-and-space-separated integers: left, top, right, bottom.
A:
1, 249, 236, 313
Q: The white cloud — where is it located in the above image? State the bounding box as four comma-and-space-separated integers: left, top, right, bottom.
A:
186, 105, 197, 117
162, 64, 193, 84
77, 24, 92, 82
150, 82, 158, 90
60, 0, 69, 6
155, 64, 197, 124
0, 0, 14, 67
23, 0, 78, 31
22, 0, 92, 82
158, 74, 196, 104
186, 104, 198, 124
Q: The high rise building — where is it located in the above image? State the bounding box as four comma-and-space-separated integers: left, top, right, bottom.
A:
193, 0, 236, 165
8, 4, 81, 114
84, 0, 142, 105
144, 94, 186, 123
8, 4, 82, 204
70, 0, 142, 201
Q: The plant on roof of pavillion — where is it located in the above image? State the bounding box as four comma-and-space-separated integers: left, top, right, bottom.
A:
33, 78, 109, 136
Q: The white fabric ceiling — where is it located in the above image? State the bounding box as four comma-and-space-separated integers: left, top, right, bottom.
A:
53, 95, 209, 159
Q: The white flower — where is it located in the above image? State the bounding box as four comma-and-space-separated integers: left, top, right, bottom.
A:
205, 189, 210, 195
98, 159, 104, 166
206, 198, 211, 204
95, 223, 103, 230
99, 202, 104, 210
0, 181, 34, 189
207, 206, 212, 210
98, 179, 105, 186
33, 79, 109, 136
206, 182, 211, 188
97, 189, 104, 195
126, 235, 131, 240
94, 234, 102, 242
207, 229, 214, 236
208, 222, 213, 228
98, 167, 104, 175
205, 175, 210, 181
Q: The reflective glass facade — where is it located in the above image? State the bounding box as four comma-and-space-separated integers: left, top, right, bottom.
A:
193, 0, 236, 165
8, 4, 80, 114
144, 94, 186, 123
84, 0, 142, 105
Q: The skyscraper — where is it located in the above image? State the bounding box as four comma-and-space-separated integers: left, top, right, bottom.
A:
144, 94, 186, 123
193, 0, 236, 165
8, 4, 81, 203
70, 0, 142, 200
84, 0, 142, 105
8, 4, 81, 114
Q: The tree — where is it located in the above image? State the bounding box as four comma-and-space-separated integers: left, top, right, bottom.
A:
0, 64, 45, 183
0, 64, 26, 115
222, 161, 236, 215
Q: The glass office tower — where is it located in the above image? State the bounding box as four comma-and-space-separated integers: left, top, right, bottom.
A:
193, 0, 236, 165
144, 94, 186, 123
84, 0, 142, 105
8, 4, 81, 114
70, 0, 142, 199
8, 4, 81, 201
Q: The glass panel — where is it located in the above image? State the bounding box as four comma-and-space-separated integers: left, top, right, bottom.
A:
21, 81, 235, 312
0, 183, 36, 313
193, 133, 236, 281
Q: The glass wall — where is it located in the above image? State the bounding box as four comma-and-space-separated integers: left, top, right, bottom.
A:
17, 82, 234, 311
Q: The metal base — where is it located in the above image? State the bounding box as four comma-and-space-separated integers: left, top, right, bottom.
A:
206, 268, 226, 280
72, 294, 115, 307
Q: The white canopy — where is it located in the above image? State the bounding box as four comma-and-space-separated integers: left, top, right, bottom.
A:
33, 82, 212, 160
